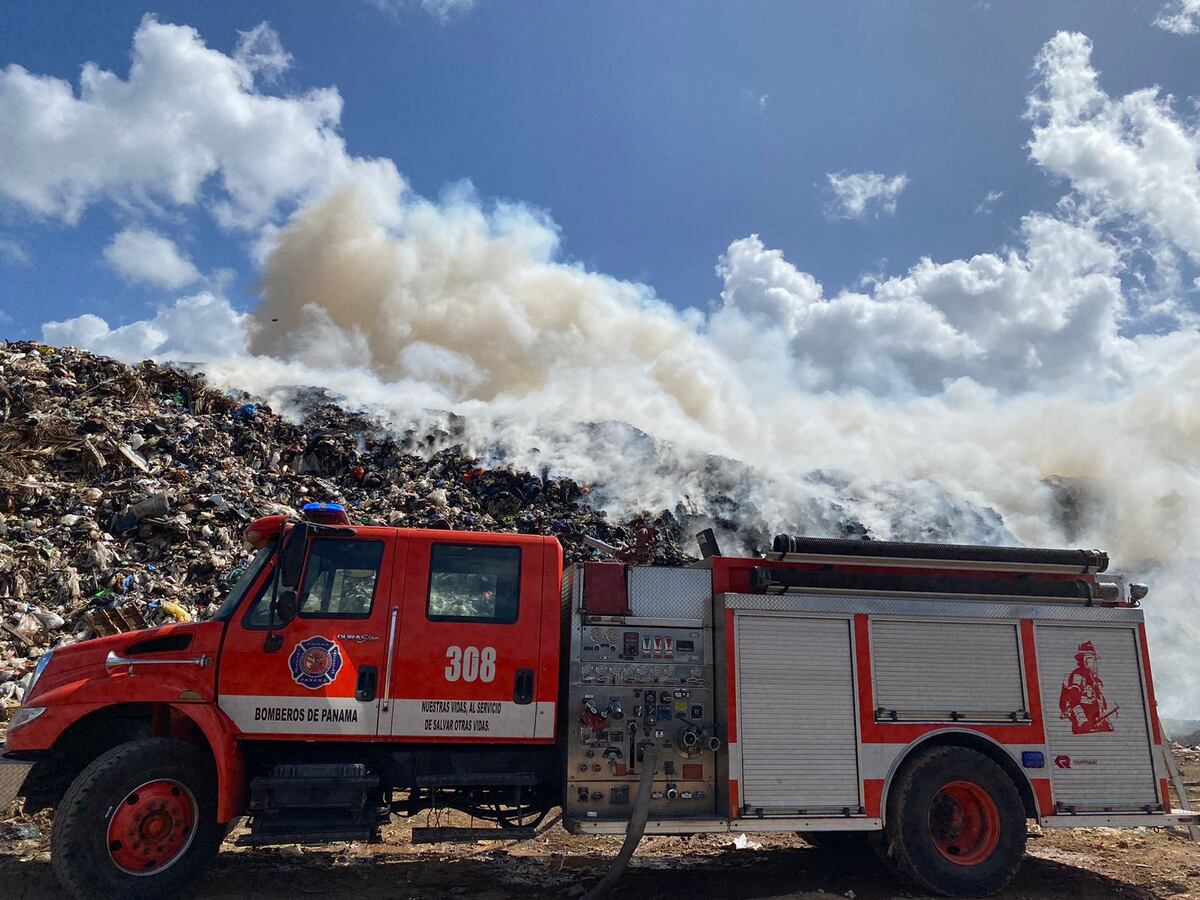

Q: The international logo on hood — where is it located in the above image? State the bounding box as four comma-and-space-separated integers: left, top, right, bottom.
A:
289, 636, 343, 690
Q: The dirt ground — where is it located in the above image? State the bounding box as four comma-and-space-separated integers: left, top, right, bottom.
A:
3, 755, 1198, 900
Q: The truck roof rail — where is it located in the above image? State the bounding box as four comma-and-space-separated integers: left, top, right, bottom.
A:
750, 566, 1122, 606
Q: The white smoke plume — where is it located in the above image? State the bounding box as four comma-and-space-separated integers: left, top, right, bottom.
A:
23, 22, 1200, 715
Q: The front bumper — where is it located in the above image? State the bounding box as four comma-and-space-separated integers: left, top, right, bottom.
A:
0, 745, 34, 812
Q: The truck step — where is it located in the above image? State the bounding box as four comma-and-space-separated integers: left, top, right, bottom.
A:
249, 764, 379, 812
411, 826, 537, 844
245, 763, 386, 847
243, 809, 386, 845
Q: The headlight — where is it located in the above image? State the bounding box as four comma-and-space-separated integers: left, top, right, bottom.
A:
8, 707, 46, 732
24, 651, 53, 702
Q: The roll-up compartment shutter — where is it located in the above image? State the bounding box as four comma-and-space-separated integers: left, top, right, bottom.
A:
1037, 624, 1158, 810
736, 614, 860, 813
871, 620, 1026, 722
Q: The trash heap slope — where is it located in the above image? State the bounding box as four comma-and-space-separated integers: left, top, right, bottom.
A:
0, 341, 693, 713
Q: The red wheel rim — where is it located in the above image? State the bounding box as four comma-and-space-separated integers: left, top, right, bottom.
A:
928, 780, 1000, 866
106, 779, 198, 876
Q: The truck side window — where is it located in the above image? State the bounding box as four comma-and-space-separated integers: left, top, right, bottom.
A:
297, 539, 384, 619
427, 544, 520, 624
212, 547, 274, 622
241, 572, 279, 629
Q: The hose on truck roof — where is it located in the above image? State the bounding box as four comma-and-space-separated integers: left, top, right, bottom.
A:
771, 534, 1108, 572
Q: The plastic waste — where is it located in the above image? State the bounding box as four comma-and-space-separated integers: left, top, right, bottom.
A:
158, 600, 192, 623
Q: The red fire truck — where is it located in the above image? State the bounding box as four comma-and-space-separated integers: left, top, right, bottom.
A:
1, 503, 1193, 898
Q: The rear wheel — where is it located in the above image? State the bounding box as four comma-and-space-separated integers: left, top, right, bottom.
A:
883, 746, 1026, 897
51, 737, 224, 900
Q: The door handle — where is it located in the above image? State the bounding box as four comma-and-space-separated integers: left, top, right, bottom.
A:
513, 668, 534, 705
356, 665, 378, 702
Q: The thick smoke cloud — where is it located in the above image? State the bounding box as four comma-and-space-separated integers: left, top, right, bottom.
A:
25, 22, 1200, 715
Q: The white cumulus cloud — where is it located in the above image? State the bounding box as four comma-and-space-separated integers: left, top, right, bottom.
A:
42, 292, 248, 359
103, 227, 200, 289
824, 170, 909, 220
0, 16, 403, 229
1155, 0, 1200, 34
715, 213, 1129, 395
1028, 32, 1200, 263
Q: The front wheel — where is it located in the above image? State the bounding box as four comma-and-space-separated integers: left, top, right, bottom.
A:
881, 746, 1026, 897
51, 737, 225, 900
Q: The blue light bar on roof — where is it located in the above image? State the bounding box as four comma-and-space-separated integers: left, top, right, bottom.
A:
300, 502, 351, 525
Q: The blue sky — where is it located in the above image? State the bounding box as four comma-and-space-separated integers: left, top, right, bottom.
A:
2, 0, 1197, 338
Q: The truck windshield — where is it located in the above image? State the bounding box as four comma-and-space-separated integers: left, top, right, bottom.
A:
210, 547, 274, 621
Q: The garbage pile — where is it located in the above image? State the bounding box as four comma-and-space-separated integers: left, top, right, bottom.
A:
0, 341, 694, 716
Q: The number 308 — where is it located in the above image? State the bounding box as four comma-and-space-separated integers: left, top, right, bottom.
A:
444, 646, 497, 683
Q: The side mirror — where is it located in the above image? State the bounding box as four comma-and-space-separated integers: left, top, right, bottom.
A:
273, 589, 298, 626
264, 523, 307, 653
279, 523, 309, 589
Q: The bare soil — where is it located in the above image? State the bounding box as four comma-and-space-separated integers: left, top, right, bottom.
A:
3, 756, 1198, 900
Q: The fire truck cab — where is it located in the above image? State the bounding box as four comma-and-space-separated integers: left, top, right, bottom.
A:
2, 503, 1193, 899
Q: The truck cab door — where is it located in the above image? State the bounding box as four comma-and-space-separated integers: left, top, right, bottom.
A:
217, 532, 400, 737
380, 535, 552, 742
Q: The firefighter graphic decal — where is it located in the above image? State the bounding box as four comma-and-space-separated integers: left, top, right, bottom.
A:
1058, 640, 1118, 734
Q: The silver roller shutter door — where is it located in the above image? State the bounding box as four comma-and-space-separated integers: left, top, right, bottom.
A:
737, 614, 860, 811
872, 620, 1025, 719
1036, 624, 1157, 809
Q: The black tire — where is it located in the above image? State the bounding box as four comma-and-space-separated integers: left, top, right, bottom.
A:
867, 828, 904, 878
51, 737, 224, 900
799, 830, 873, 856
883, 746, 1026, 897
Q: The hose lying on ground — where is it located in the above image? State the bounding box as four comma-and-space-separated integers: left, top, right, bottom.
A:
581, 744, 659, 900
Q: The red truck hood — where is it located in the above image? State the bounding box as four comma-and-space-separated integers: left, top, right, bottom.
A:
25, 620, 225, 706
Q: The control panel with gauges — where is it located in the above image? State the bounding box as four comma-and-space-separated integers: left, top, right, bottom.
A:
562, 563, 718, 821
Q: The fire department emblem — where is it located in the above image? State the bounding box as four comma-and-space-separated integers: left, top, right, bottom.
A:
289, 636, 343, 690
1058, 640, 1118, 734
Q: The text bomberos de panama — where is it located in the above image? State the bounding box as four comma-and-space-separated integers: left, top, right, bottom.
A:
254, 706, 358, 723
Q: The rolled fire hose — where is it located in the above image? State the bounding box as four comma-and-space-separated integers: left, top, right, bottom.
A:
581, 743, 659, 900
